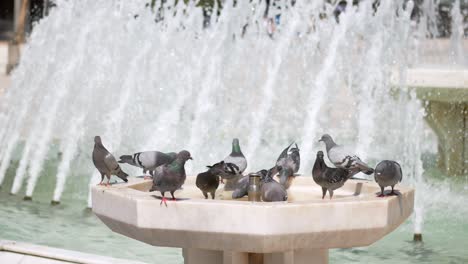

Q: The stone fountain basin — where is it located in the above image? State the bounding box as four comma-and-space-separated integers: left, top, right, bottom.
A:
92, 176, 414, 253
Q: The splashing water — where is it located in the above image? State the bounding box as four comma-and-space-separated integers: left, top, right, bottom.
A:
0, 0, 465, 240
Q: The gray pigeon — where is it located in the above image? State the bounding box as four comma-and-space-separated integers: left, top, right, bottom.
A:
276, 142, 300, 173
312, 151, 355, 199
149, 150, 192, 206
220, 162, 245, 191
232, 168, 276, 199
118, 151, 176, 177
271, 142, 300, 189
374, 160, 402, 197
231, 175, 250, 199
92, 136, 129, 186
260, 169, 288, 202
224, 138, 247, 174
319, 134, 374, 175
276, 166, 295, 189
196, 161, 224, 199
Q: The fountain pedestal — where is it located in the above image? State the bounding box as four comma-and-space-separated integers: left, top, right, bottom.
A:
92, 177, 414, 264
405, 68, 468, 176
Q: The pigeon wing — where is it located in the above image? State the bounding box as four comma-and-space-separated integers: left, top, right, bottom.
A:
103, 153, 120, 173
276, 142, 293, 163
327, 146, 348, 167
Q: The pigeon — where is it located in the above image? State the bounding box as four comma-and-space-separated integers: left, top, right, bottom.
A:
312, 151, 355, 199
196, 161, 224, 199
118, 151, 176, 177
318, 134, 374, 175
276, 142, 300, 173
92, 136, 129, 186
276, 166, 295, 189
231, 168, 270, 199
224, 138, 247, 174
231, 175, 250, 199
149, 150, 192, 206
374, 160, 402, 197
271, 142, 300, 189
260, 169, 288, 202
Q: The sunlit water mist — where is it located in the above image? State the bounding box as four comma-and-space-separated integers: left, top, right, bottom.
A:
0, 0, 464, 243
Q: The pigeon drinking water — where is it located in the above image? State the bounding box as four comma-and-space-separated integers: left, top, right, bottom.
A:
260, 169, 288, 202
231, 174, 250, 199
312, 151, 355, 199
374, 160, 402, 197
231, 168, 272, 199
149, 150, 192, 206
196, 161, 224, 199
319, 134, 374, 175
92, 136, 129, 186
118, 151, 176, 177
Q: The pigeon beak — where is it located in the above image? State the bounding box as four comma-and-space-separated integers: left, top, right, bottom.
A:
189, 157, 193, 160
318, 139, 323, 142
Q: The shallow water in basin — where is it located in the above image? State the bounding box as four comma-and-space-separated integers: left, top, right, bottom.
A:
1, 163, 467, 264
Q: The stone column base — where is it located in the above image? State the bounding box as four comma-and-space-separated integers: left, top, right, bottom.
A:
183, 248, 328, 264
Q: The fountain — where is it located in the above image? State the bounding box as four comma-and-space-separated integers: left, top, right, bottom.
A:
0, 0, 466, 262
92, 177, 414, 264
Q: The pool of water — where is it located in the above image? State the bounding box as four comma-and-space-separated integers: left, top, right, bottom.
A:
0, 160, 467, 264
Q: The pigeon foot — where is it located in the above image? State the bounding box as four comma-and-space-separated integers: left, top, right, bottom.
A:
160, 197, 168, 207
143, 175, 152, 180
389, 191, 399, 196
377, 193, 385, 197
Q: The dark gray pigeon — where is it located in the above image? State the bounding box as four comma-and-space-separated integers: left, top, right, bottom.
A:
118, 151, 176, 177
312, 151, 356, 199
92, 136, 129, 186
374, 160, 402, 197
196, 161, 224, 199
319, 134, 374, 175
260, 169, 288, 202
149, 150, 192, 206
224, 138, 247, 174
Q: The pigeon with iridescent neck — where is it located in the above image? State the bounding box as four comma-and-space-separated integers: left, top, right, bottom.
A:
149, 150, 192, 206
224, 138, 247, 174
92, 136, 128, 186
374, 160, 402, 197
318, 134, 374, 175
312, 151, 356, 199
